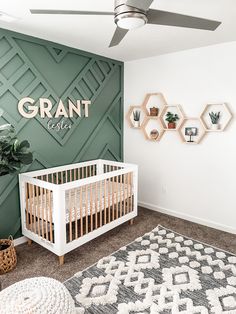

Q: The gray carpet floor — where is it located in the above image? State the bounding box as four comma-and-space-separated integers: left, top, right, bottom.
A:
1, 207, 236, 290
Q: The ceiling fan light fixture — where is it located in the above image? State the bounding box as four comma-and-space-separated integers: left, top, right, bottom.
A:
115, 12, 147, 29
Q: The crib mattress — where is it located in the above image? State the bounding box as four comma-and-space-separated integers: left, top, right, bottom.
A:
27, 181, 133, 224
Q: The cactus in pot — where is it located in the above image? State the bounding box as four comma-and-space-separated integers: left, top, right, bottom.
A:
132, 110, 141, 128
209, 111, 221, 130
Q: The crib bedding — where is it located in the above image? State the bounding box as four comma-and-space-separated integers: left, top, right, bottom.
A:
27, 181, 133, 224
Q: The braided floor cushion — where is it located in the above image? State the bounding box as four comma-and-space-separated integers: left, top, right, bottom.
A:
0, 277, 78, 314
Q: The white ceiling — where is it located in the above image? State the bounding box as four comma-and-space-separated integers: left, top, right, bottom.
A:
0, 0, 235, 61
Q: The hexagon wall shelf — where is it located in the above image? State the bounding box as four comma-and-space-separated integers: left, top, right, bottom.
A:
178, 118, 206, 144
126, 105, 146, 129
141, 93, 167, 117
160, 105, 185, 131
141, 116, 165, 142
200, 103, 233, 132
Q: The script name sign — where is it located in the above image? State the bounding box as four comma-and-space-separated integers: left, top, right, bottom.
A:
18, 97, 91, 132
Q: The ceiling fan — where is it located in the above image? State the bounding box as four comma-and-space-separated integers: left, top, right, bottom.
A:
30, 0, 221, 47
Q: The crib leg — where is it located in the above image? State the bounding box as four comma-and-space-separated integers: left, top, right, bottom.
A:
129, 219, 134, 225
59, 255, 65, 266
27, 239, 33, 245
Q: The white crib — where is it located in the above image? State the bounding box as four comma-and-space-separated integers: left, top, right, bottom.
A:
19, 159, 138, 264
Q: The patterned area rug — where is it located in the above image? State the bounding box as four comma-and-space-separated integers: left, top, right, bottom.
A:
64, 225, 236, 313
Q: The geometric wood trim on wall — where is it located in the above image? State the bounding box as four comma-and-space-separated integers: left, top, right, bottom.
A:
0, 28, 124, 238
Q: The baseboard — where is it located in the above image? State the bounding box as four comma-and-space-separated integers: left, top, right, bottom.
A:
14, 236, 27, 246
138, 201, 236, 235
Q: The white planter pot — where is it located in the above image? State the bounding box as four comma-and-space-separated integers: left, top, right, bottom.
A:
133, 121, 140, 128
211, 123, 220, 130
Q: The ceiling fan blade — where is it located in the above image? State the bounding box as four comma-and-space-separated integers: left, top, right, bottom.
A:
30, 9, 114, 16
125, 0, 153, 11
109, 27, 129, 47
147, 9, 221, 31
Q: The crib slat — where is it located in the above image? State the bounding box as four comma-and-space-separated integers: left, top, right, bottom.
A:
36, 185, 40, 237
33, 185, 36, 233
85, 185, 88, 234
95, 181, 98, 229
49, 190, 53, 242
108, 177, 111, 223
116, 175, 119, 219
123, 173, 126, 215
100, 180, 102, 227
104, 179, 107, 225
56, 172, 59, 184
69, 190, 72, 242
112, 177, 115, 221
70, 169, 72, 183
131, 172, 133, 212
25, 183, 29, 229
120, 175, 122, 218
75, 188, 78, 239
127, 172, 130, 213
80, 186, 83, 237
29, 184, 33, 231
45, 188, 48, 241
90, 183, 93, 232
40, 187, 44, 239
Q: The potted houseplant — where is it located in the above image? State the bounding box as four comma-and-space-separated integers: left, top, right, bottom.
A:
165, 112, 179, 129
0, 123, 33, 177
132, 109, 141, 128
0, 122, 33, 273
209, 111, 221, 130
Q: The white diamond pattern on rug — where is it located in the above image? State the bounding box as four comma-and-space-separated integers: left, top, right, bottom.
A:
65, 225, 236, 313
162, 265, 202, 293
75, 275, 120, 307
127, 249, 160, 271
206, 285, 236, 313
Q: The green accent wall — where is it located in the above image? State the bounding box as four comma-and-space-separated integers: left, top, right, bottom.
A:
0, 28, 124, 239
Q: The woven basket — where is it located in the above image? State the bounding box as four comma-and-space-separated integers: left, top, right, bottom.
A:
0, 236, 17, 275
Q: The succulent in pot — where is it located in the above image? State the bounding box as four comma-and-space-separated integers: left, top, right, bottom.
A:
0, 123, 33, 177
209, 111, 221, 130
165, 112, 179, 129
132, 109, 141, 128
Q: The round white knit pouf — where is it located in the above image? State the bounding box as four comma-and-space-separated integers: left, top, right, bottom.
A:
0, 277, 77, 314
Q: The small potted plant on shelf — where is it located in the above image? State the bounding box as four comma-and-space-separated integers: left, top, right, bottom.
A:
132, 109, 141, 128
165, 112, 179, 129
209, 111, 221, 130
149, 107, 159, 116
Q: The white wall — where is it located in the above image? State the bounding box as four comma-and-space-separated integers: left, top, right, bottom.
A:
124, 42, 236, 234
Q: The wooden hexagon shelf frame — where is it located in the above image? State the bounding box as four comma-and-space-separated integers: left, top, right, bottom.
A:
141, 116, 165, 142
160, 105, 185, 131
178, 118, 206, 144
141, 93, 167, 117
126, 105, 146, 129
200, 103, 233, 132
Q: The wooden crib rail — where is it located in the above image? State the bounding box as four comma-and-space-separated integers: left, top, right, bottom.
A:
65, 169, 135, 243
21, 159, 100, 179
24, 182, 54, 243
60, 166, 137, 191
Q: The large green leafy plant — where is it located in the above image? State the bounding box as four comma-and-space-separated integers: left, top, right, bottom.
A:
0, 123, 33, 177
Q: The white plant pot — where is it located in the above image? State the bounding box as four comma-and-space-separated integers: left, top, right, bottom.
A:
211, 123, 220, 130
133, 121, 140, 128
